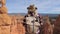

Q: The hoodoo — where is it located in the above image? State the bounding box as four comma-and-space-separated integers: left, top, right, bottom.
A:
53, 15, 60, 34
0, 0, 11, 34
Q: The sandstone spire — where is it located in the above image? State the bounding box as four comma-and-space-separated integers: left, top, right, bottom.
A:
0, 0, 11, 34
0, 0, 11, 25
0, 0, 7, 14
53, 15, 60, 34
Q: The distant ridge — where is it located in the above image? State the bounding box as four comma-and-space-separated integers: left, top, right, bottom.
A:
8, 13, 59, 17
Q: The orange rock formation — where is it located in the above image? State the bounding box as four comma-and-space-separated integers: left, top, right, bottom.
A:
0, 0, 25, 34
0, 0, 11, 34
10, 15, 25, 34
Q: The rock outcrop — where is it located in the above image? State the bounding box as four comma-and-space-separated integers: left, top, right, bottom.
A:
10, 15, 25, 34
53, 15, 60, 34
0, 14, 11, 25
0, 0, 11, 34
40, 16, 53, 34
0, 0, 25, 34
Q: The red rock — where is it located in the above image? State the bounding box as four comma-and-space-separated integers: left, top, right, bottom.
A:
53, 15, 60, 34
41, 16, 53, 34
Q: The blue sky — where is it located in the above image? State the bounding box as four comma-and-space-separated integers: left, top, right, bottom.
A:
6, 0, 60, 14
